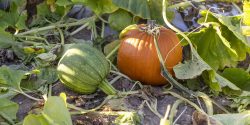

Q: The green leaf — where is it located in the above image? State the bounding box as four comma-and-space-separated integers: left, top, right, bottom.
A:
112, 0, 174, 24
0, 30, 15, 49
0, 66, 26, 90
108, 9, 134, 31
37, 67, 58, 85
21, 67, 58, 90
0, 98, 19, 122
22, 114, 49, 125
199, 10, 250, 52
148, 0, 174, 24
222, 68, 250, 91
182, 25, 238, 70
72, 0, 118, 14
211, 111, 250, 125
112, 0, 150, 19
23, 96, 73, 125
55, 0, 72, 6
0, 0, 27, 30
202, 70, 240, 92
173, 50, 240, 92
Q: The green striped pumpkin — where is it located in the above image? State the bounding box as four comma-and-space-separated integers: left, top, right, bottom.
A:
57, 43, 117, 95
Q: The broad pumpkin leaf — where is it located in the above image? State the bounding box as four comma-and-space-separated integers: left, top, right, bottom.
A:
148, 0, 174, 24
181, 25, 238, 70
108, 9, 134, 31
112, 0, 174, 24
112, 0, 150, 19
22, 114, 49, 125
72, 0, 118, 14
205, 70, 240, 92
23, 95, 73, 125
222, 68, 250, 91
0, 0, 27, 30
174, 50, 240, 92
199, 11, 250, 56
0, 66, 27, 90
30, 1, 72, 27
0, 30, 15, 49
0, 98, 19, 122
211, 111, 250, 125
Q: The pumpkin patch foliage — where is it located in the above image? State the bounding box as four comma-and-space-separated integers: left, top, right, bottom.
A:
0, 0, 250, 125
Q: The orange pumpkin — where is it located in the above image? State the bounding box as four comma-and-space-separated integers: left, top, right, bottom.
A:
117, 24, 183, 85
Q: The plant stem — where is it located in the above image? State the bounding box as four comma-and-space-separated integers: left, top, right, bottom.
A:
164, 91, 204, 113
153, 36, 196, 96
169, 99, 183, 124
70, 95, 114, 115
12, 89, 42, 101
110, 70, 131, 80
69, 22, 89, 36
99, 79, 118, 95
101, 21, 105, 38
97, 14, 109, 23
106, 44, 120, 59
15, 16, 96, 36
57, 28, 65, 45
15, 35, 49, 45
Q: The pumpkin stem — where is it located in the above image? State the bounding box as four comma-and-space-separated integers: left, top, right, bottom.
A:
139, 20, 160, 36
99, 79, 118, 95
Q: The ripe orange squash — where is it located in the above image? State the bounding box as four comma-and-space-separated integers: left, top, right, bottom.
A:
117, 24, 183, 85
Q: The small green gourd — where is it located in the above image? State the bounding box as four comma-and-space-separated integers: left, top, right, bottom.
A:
57, 43, 117, 95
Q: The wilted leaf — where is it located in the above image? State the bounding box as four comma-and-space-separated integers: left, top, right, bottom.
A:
36, 53, 57, 62
174, 52, 211, 79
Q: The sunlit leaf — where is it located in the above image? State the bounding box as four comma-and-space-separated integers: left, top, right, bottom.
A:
23, 96, 73, 125
0, 98, 19, 121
